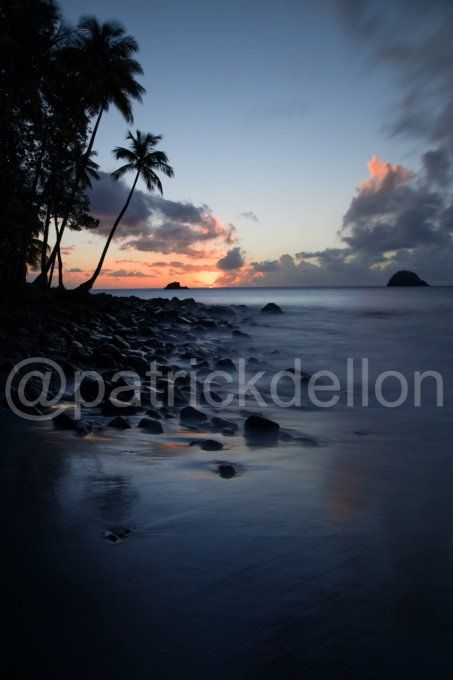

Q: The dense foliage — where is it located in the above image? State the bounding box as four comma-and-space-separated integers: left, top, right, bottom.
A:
0, 0, 173, 290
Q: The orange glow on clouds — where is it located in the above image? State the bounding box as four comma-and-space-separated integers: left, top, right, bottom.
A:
362, 155, 412, 192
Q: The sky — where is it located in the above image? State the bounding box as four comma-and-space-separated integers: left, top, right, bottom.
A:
56, 0, 453, 287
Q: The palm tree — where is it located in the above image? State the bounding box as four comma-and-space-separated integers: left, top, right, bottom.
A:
33, 17, 144, 286
76, 130, 173, 293
78, 17, 145, 134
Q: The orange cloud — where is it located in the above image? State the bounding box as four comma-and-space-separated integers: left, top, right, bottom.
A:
362, 155, 412, 192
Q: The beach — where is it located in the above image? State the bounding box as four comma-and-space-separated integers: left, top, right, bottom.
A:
1, 287, 453, 677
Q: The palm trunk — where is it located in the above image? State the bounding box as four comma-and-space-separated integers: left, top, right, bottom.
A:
57, 241, 64, 289
48, 218, 59, 287
76, 171, 139, 293
40, 207, 52, 274
32, 107, 104, 287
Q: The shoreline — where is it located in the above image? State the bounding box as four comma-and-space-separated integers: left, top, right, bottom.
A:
2, 288, 453, 677
0, 289, 305, 458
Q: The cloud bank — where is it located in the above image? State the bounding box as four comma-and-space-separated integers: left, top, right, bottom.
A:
89, 172, 237, 258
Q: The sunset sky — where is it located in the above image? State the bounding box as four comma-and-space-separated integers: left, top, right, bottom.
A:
56, 0, 453, 288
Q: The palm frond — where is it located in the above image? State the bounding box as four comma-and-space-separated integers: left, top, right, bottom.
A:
111, 163, 134, 181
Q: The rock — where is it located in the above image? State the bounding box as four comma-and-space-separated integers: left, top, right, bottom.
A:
138, 417, 163, 434
240, 409, 263, 418
101, 397, 140, 415
78, 375, 102, 402
189, 439, 223, 451
70, 340, 91, 362
215, 357, 236, 370
217, 464, 236, 478
75, 420, 93, 436
53, 412, 77, 430
164, 281, 189, 290
104, 528, 132, 544
207, 305, 235, 317
92, 342, 123, 361
261, 302, 284, 314
180, 405, 207, 424
92, 352, 118, 369
125, 354, 148, 372
108, 416, 132, 429
112, 334, 131, 350
387, 270, 429, 287
145, 408, 161, 419
232, 329, 251, 338
244, 415, 280, 435
279, 431, 293, 442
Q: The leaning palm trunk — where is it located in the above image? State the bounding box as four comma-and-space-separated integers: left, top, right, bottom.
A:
76, 170, 139, 293
57, 242, 64, 289
33, 108, 104, 287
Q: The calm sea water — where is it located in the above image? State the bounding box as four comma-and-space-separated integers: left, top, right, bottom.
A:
102, 286, 453, 405
4, 286, 453, 677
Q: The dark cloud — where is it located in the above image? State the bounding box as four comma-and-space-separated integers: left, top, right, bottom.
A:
216, 247, 245, 271
251, 259, 280, 272
331, 0, 453, 151
107, 269, 154, 278
124, 219, 236, 257
338, 158, 450, 256
422, 148, 452, 187
88, 172, 237, 256
145, 260, 215, 273
68, 267, 84, 273
114, 258, 143, 264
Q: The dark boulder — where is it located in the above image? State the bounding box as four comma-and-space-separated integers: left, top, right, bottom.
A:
138, 417, 163, 434
104, 528, 132, 543
53, 412, 77, 430
215, 357, 236, 370
75, 420, 93, 436
101, 397, 140, 415
112, 334, 131, 350
244, 415, 280, 435
217, 464, 236, 478
387, 270, 429, 287
180, 405, 207, 424
78, 375, 103, 402
190, 439, 224, 451
108, 416, 132, 429
145, 408, 161, 419
261, 302, 283, 314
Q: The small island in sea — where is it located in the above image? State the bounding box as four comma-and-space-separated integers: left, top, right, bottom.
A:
164, 281, 189, 290
387, 270, 429, 287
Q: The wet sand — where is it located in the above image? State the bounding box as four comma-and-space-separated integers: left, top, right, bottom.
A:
2, 405, 453, 678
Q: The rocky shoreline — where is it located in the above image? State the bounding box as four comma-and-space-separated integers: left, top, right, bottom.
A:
0, 289, 296, 468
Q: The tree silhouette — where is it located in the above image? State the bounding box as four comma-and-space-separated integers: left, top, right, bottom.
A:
76, 130, 173, 293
